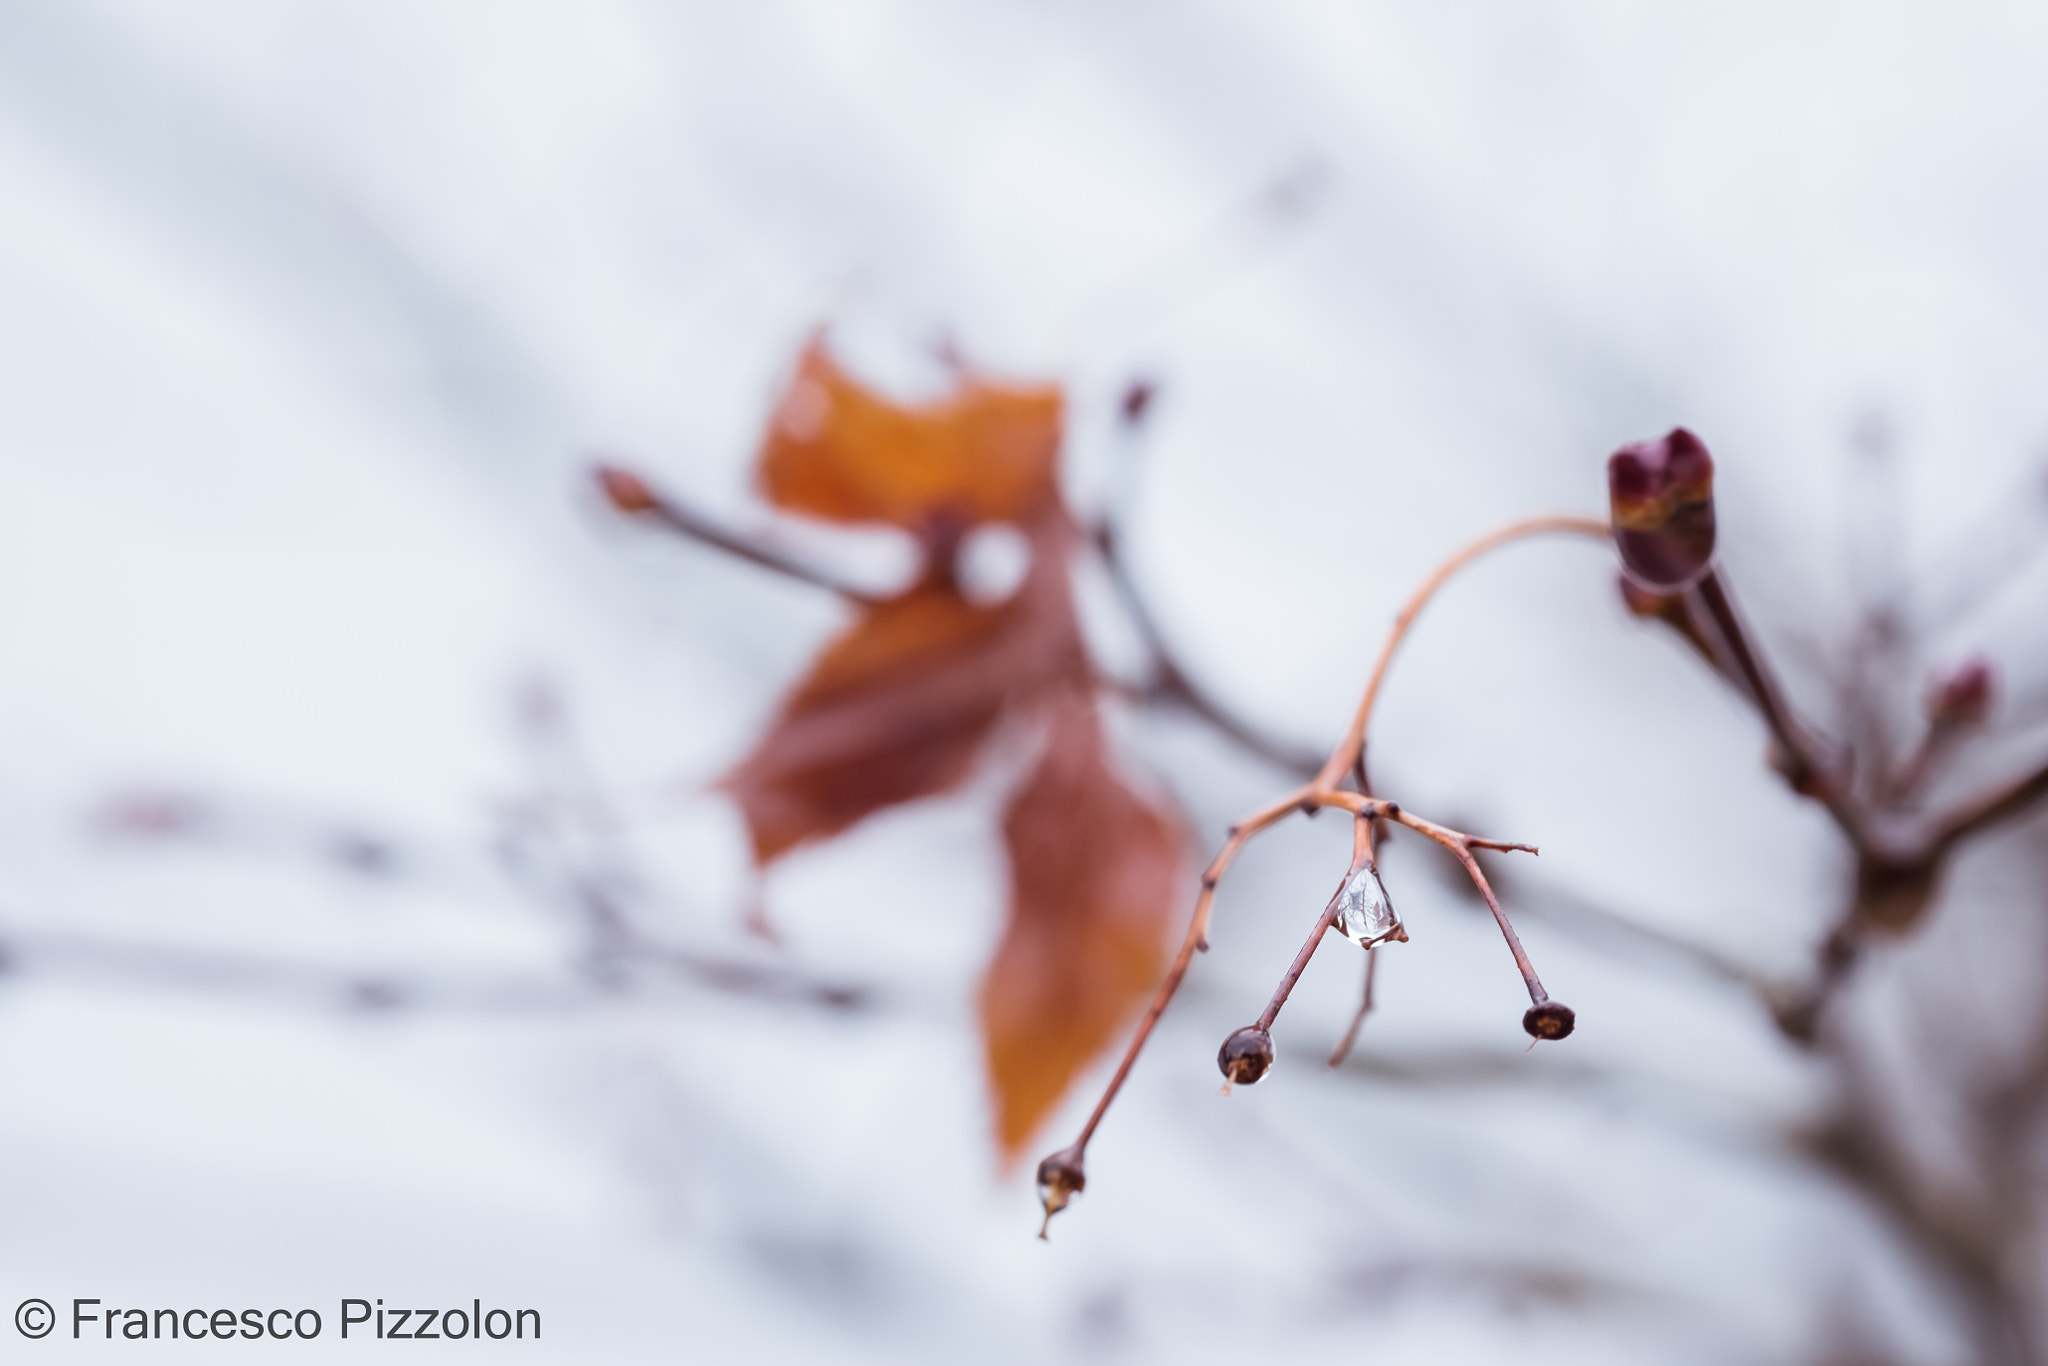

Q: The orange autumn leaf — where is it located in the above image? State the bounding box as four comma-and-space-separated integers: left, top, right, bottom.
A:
720, 335, 1184, 1159
760, 337, 1064, 530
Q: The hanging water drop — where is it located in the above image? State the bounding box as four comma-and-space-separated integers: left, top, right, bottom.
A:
1333, 864, 1403, 947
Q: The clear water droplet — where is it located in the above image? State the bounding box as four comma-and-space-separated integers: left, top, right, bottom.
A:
1334, 865, 1400, 946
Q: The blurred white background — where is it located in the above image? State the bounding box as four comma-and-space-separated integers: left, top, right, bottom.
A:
3, 2, 2047, 1361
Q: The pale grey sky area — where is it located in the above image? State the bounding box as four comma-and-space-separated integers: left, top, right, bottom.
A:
3, 3, 2047, 1362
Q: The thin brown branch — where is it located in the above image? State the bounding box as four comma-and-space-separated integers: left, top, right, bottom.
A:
1253, 809, 1386, 1037
1690, 568, 1863, 841
1254, 900, 1340, 1032
1879, 718, 1965, 805
1384, 804, 1550, 1006
1314, 515, 1611, 791
1931, 754, 2048, 860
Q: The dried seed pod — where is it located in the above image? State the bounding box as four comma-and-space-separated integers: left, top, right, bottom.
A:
1217, 1026, 1275, 1085
1522, 1000, 1576, 1041
1035, 1144, 1087, 1238
1925, 657, 1994, 728
594, 464, 661, 515
1608, 428, 1716, 591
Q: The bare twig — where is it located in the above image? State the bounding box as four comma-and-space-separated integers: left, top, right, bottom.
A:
1038, 516, 1601, 1229
0, 919, 868, 1015
1383, 803, 1550, 1007
1690, 569, 1862, 839
1255, 900, 1341, 1033
1930, 754, 2048, 860
592, 464, 884, 603
1314, 516, 1610, 791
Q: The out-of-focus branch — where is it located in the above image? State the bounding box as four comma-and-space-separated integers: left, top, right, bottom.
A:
1931, 755, 2048, 859
1690, 569, 1862, 841
592, 464, 884, 603
1326, 946, 1379, 1068
1092, 521, 1324, 778
1616, 464, 2048, 1054
89, 679, 879, 1022
0, 918, 868, 1015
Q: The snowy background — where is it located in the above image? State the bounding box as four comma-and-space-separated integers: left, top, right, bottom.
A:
3, 2, 2048, 1361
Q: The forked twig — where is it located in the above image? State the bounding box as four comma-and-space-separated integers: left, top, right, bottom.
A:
1036, 515, 1607, 1233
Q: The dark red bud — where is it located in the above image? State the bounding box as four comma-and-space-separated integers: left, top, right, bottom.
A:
1608, 428, 1717, 590
1035, 1143, 1087, 1238
1522, 1000, 1576, 1041
1218, 1026, 1275, 1085
1925, 657, 1994, 728
594, 464, 661, 515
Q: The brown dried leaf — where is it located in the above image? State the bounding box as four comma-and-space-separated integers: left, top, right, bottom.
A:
982, 702, 1182, 1159
720, 543, 1084, 862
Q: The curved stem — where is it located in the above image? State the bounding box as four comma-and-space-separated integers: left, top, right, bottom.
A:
1039, 516, 1595, 1232
1313, 515, 1610, 791
594, 464, 884, 603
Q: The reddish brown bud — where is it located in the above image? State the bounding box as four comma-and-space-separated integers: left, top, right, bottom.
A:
594, 464, 661, 515
1218, 1026, 1275, 1085
1608, 428, 1716, 590
1035, 1143, 1087, 1238
1925, 657, 1994, 728
1522, 1000, 1576, 1041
